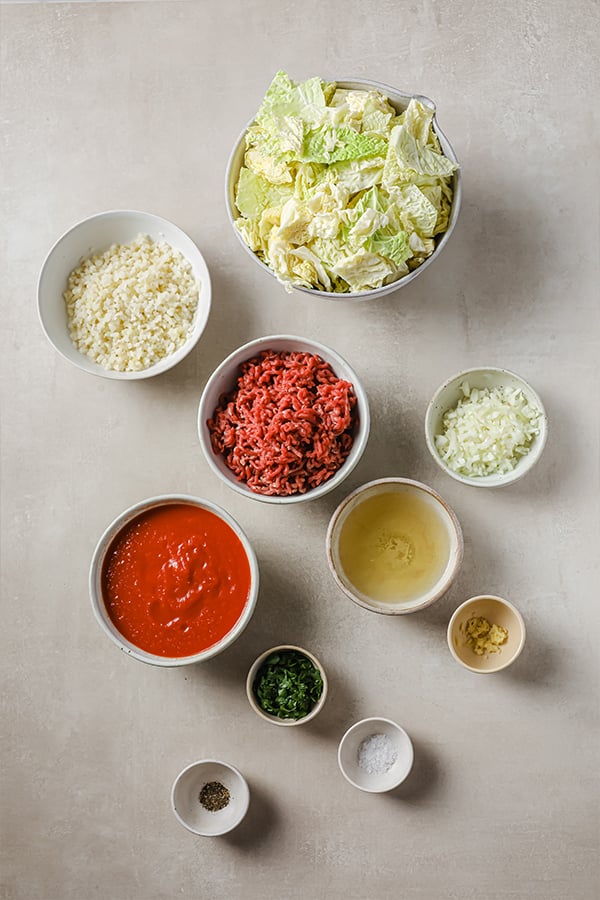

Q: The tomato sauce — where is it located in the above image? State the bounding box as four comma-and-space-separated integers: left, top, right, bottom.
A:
102, 503, 252, 657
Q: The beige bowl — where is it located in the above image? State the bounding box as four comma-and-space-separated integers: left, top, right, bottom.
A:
326, 478, 463, 615
246, 645, 328, 726
447, 595, 526, 673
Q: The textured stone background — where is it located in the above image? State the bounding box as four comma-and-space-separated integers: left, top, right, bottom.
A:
1, 1, 598, 898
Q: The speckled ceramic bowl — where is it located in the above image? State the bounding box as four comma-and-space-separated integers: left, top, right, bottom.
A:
246, 645, 328, 726
326, 478, 463, 614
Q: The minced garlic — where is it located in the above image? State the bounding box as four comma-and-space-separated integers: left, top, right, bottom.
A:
464, 616, 508, 656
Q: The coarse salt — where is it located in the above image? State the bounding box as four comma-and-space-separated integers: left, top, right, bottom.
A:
357, 733, 398, 775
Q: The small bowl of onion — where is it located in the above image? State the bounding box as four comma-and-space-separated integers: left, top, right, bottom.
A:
425, 367, 548, 488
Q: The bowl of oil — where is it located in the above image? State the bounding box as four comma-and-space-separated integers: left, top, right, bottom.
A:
326, 478, 463, 615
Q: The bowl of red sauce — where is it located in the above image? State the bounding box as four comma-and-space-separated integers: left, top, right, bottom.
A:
89, 495, 259, 666
198, 335, 370, 504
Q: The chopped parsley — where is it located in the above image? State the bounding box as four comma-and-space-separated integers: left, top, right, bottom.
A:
253, 650, 323, 720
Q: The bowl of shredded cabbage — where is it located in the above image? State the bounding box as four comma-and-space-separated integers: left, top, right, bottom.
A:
425, 367, 548, 487
225, 72, 461, 299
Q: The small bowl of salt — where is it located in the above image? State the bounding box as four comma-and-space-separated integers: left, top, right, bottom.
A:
337, 717, 414, 793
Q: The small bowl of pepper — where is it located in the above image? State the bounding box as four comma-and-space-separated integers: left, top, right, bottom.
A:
171, 759, 250, 836
246, 645, 328, 726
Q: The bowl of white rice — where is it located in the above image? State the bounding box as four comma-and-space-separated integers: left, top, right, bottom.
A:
37, 210, 212, 379
425, 367, 548, 487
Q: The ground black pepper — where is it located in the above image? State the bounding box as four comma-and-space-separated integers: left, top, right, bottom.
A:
199, 781, 230, 812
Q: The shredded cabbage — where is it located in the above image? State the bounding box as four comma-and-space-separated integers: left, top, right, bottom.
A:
435, 382, 542, 477
234, 71, 458, 293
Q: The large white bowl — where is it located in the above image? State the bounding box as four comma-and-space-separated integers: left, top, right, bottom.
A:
425, 367, 548, 487
89, 494, 259, 666
38, 209, 212, 379
198, 334, 370, 504
326, 477, 463, 614
225, 78, 461, 300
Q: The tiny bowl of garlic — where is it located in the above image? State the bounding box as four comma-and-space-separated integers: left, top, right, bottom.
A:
337, 717, 414, 792
38, 210, 212, 380
447, 595, 526, 674
425, 367, 548, 487
171, 759, 250, 836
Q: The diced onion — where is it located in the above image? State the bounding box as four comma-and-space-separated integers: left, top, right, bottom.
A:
434, 382, 542, 477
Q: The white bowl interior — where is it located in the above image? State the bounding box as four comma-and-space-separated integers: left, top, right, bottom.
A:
338, 718, 414, 792
425, 367, 548, 487
171, 760, 250, 836
198, 335, 370, 504
89, 495, 259, 666
225, 78, 461, 301
245, 644, 328, 726
447, 595, 526, 673
327, 478, 462, 614
38, 210, 212, 379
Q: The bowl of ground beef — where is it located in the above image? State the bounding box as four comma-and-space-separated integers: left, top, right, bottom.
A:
198, 335, 370, 503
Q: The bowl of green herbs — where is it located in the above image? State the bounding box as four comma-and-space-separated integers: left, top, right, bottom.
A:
246, 645, 327, 726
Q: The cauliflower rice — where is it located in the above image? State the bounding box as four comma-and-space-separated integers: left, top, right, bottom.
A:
64, 235, 199, 372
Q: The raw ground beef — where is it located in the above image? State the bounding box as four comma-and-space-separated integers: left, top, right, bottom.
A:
207, 349, 357, 496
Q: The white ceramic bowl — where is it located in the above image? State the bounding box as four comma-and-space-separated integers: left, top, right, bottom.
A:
447, 594, 526, 673
89, 494, 259, 666
425, 367, 548, 487
326, 477, 463, 614
246, 645, 328, 726
171, 760, 250, 836
338, 717, 414, 792
198, 334, 370, 504
225, 78, 461, 300
38, 209, 212, 379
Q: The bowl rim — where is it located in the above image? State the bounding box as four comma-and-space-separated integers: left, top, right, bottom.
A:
197, 333, 370, 504
224, 76, 461, 301
446, 594, 527, 673
337, 716, 414, 793
245, 644, 328, 726
326, 476, 464, 615
89, 493, 259, 667
425, 366, 549, 488
170, 758, 250, 836
37, 208, 212, 381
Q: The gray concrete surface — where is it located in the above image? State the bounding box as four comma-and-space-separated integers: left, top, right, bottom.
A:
1, 1, 599, 898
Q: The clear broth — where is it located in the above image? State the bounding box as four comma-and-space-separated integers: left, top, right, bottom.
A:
338, 490, 451, 604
